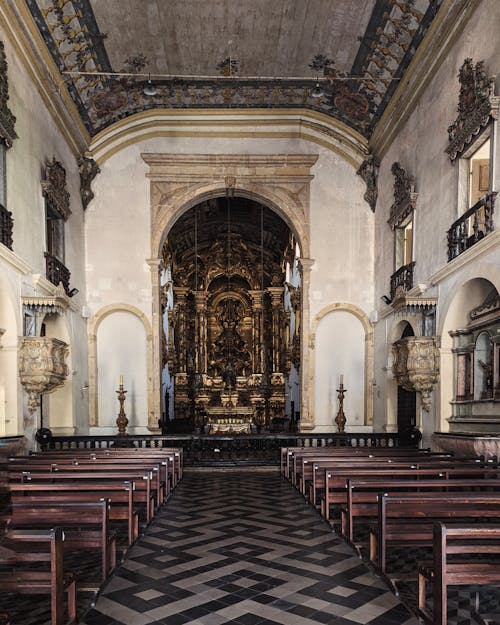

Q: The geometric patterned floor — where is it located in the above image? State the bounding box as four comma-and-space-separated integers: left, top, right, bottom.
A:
80, 469, 419, 625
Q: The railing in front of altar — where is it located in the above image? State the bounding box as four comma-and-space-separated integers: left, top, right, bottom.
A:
41, 432, 403, 465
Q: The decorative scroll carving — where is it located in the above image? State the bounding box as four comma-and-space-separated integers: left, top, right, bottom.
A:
446, 58, 500, 162
41, 158, 71, 220
18, 337, 69, 413
392, 336, 440, 412
78, 156, 100, 210
0, 40, 17, 148
356, 154, 379, 212
388, 162, 418, 228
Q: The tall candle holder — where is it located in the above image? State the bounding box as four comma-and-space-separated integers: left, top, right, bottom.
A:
335, 383, 347, 433
116, 382, 128, 436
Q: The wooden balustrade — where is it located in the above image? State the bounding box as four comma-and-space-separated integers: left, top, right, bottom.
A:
447, 192, 496, 261
0, 204, 13, 250
390, 261, 414, 300
44, 253, 71, 293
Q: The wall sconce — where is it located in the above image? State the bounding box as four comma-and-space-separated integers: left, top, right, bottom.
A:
381, 295, 392, 305
68, 288, 79, 297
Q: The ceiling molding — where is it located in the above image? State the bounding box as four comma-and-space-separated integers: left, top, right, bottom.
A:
88, 109, 368, 168
370, 0, 481, 158
0, 0, 90, 154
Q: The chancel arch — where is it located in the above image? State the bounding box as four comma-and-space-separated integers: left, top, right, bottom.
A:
88, 304, 153, 430
143, 153, 317, 428
310, 303, 374, 431
159, 195, 302, 434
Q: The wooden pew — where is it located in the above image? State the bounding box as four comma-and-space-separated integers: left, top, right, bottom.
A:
341, 478, 500, 543
0, 527, 77, 625
368, 492, 500, 579
418, 523, 500, 625
322, 466, 500, 521
9, 471, 155, 523
6, 500, 116, 585
9, 481, 139, 546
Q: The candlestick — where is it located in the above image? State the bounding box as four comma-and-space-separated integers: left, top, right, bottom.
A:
335, 384, 347, 433
116, 383, 128, 436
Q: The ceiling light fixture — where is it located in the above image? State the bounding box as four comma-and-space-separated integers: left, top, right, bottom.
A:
311, 80, 324, 98
143, 74, 157, 96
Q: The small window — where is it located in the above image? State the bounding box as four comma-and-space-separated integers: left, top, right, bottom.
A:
395, 213, 413, 270
468, 138, 490, 207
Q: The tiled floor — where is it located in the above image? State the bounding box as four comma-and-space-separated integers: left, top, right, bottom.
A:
80, 469, 419, 625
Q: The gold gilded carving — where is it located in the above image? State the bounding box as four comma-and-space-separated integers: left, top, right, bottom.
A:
388, 162, 418, 229
392, 336, 440, 412
19, 337, 69, 413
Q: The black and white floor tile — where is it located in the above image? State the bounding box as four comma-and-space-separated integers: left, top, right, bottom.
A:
80, 470, 419, 625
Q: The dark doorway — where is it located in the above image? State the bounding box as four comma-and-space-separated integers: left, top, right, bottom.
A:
397, 385, 417, 446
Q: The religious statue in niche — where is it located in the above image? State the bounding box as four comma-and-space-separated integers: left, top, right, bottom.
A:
209, 298, 251, 385
479, 346, 494, 400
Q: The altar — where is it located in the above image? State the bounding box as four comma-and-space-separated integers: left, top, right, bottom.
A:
205, 406, 254, 435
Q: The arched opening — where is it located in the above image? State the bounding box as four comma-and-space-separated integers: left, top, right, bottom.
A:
440, 277, 499, 434
160, 195, 300, 434
0, 278, 20, 435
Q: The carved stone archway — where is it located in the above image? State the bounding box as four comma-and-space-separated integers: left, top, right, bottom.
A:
142, 154, 317, 429
88, 303, 153, 427
309, 303, 374, 429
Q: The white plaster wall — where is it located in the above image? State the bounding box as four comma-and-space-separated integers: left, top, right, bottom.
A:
96, 311, 148, 433
0, 25, 89, 438
314, 311, 365, 430
372, 0, 500, 439
86, 136, 372, 430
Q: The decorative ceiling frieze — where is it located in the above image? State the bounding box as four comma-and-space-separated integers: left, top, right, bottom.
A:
41, 158, 71, 220
24, 0, 442, 139
0, 40, 17, 148
446, 58, 500, 161
388, 161, 417, 228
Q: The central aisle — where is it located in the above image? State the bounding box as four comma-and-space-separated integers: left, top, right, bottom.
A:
82, 469, 419, 625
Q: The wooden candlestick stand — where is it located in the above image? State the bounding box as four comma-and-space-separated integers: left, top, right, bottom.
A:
116, 383, 128, 435
335, 384, 347, 433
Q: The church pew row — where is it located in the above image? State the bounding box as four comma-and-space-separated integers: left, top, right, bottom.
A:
321, 466, 500, 521
4, 500, 116, 586
418, 523, 500, 625
368, 492, 500, 581
0, 527, 77, 625
8, 470, 156, 523
340, 477, 500, 544
9, 481, 138, 546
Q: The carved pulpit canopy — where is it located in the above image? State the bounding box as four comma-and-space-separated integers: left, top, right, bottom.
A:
41, 158, 71, 220
0, 40, 17, 148
446, 58, 500, 161
388, 162, 418, 228
392, 336, 440, 412
18, 337, 69, 412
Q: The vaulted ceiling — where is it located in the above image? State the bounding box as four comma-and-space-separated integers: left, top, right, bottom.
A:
26, 0, 442, 139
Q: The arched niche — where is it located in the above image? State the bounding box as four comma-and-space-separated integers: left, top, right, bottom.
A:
142, 153, 317, 427
88, 304, 153, 430
439, 277, 497, 432
0, 275, 20, 435
310, 303, 373, 430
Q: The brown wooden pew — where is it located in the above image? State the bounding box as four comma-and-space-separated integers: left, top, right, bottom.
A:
322, 466, 500, 521
368, 492, 500, 580
0, 527, 77, 625
9, 480, 138, 546
341, 478, 500, 543
418, 523, 500, 625
6, 500, 116, 585
9, 471, 155, 523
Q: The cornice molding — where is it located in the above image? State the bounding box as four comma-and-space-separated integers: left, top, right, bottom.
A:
0, 241, 31, 274
88, 109, 368, 168
0, 0, 90, 154
370, 0, 482, 158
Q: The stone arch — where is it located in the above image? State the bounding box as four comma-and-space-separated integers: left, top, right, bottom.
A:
143, 153, 317, 426
309, 303, 374, 428
88, 303, 153, 428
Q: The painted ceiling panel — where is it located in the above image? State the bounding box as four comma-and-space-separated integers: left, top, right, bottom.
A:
25, 0, 442, 138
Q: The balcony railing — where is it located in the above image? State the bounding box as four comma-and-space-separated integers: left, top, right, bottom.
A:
0, 204, 13, 250
447, 192, 497, 262
390, 261, 415, 300
45, 252, 71, 294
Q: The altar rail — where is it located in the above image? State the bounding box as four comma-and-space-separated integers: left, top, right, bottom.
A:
39, 432, 403, 465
